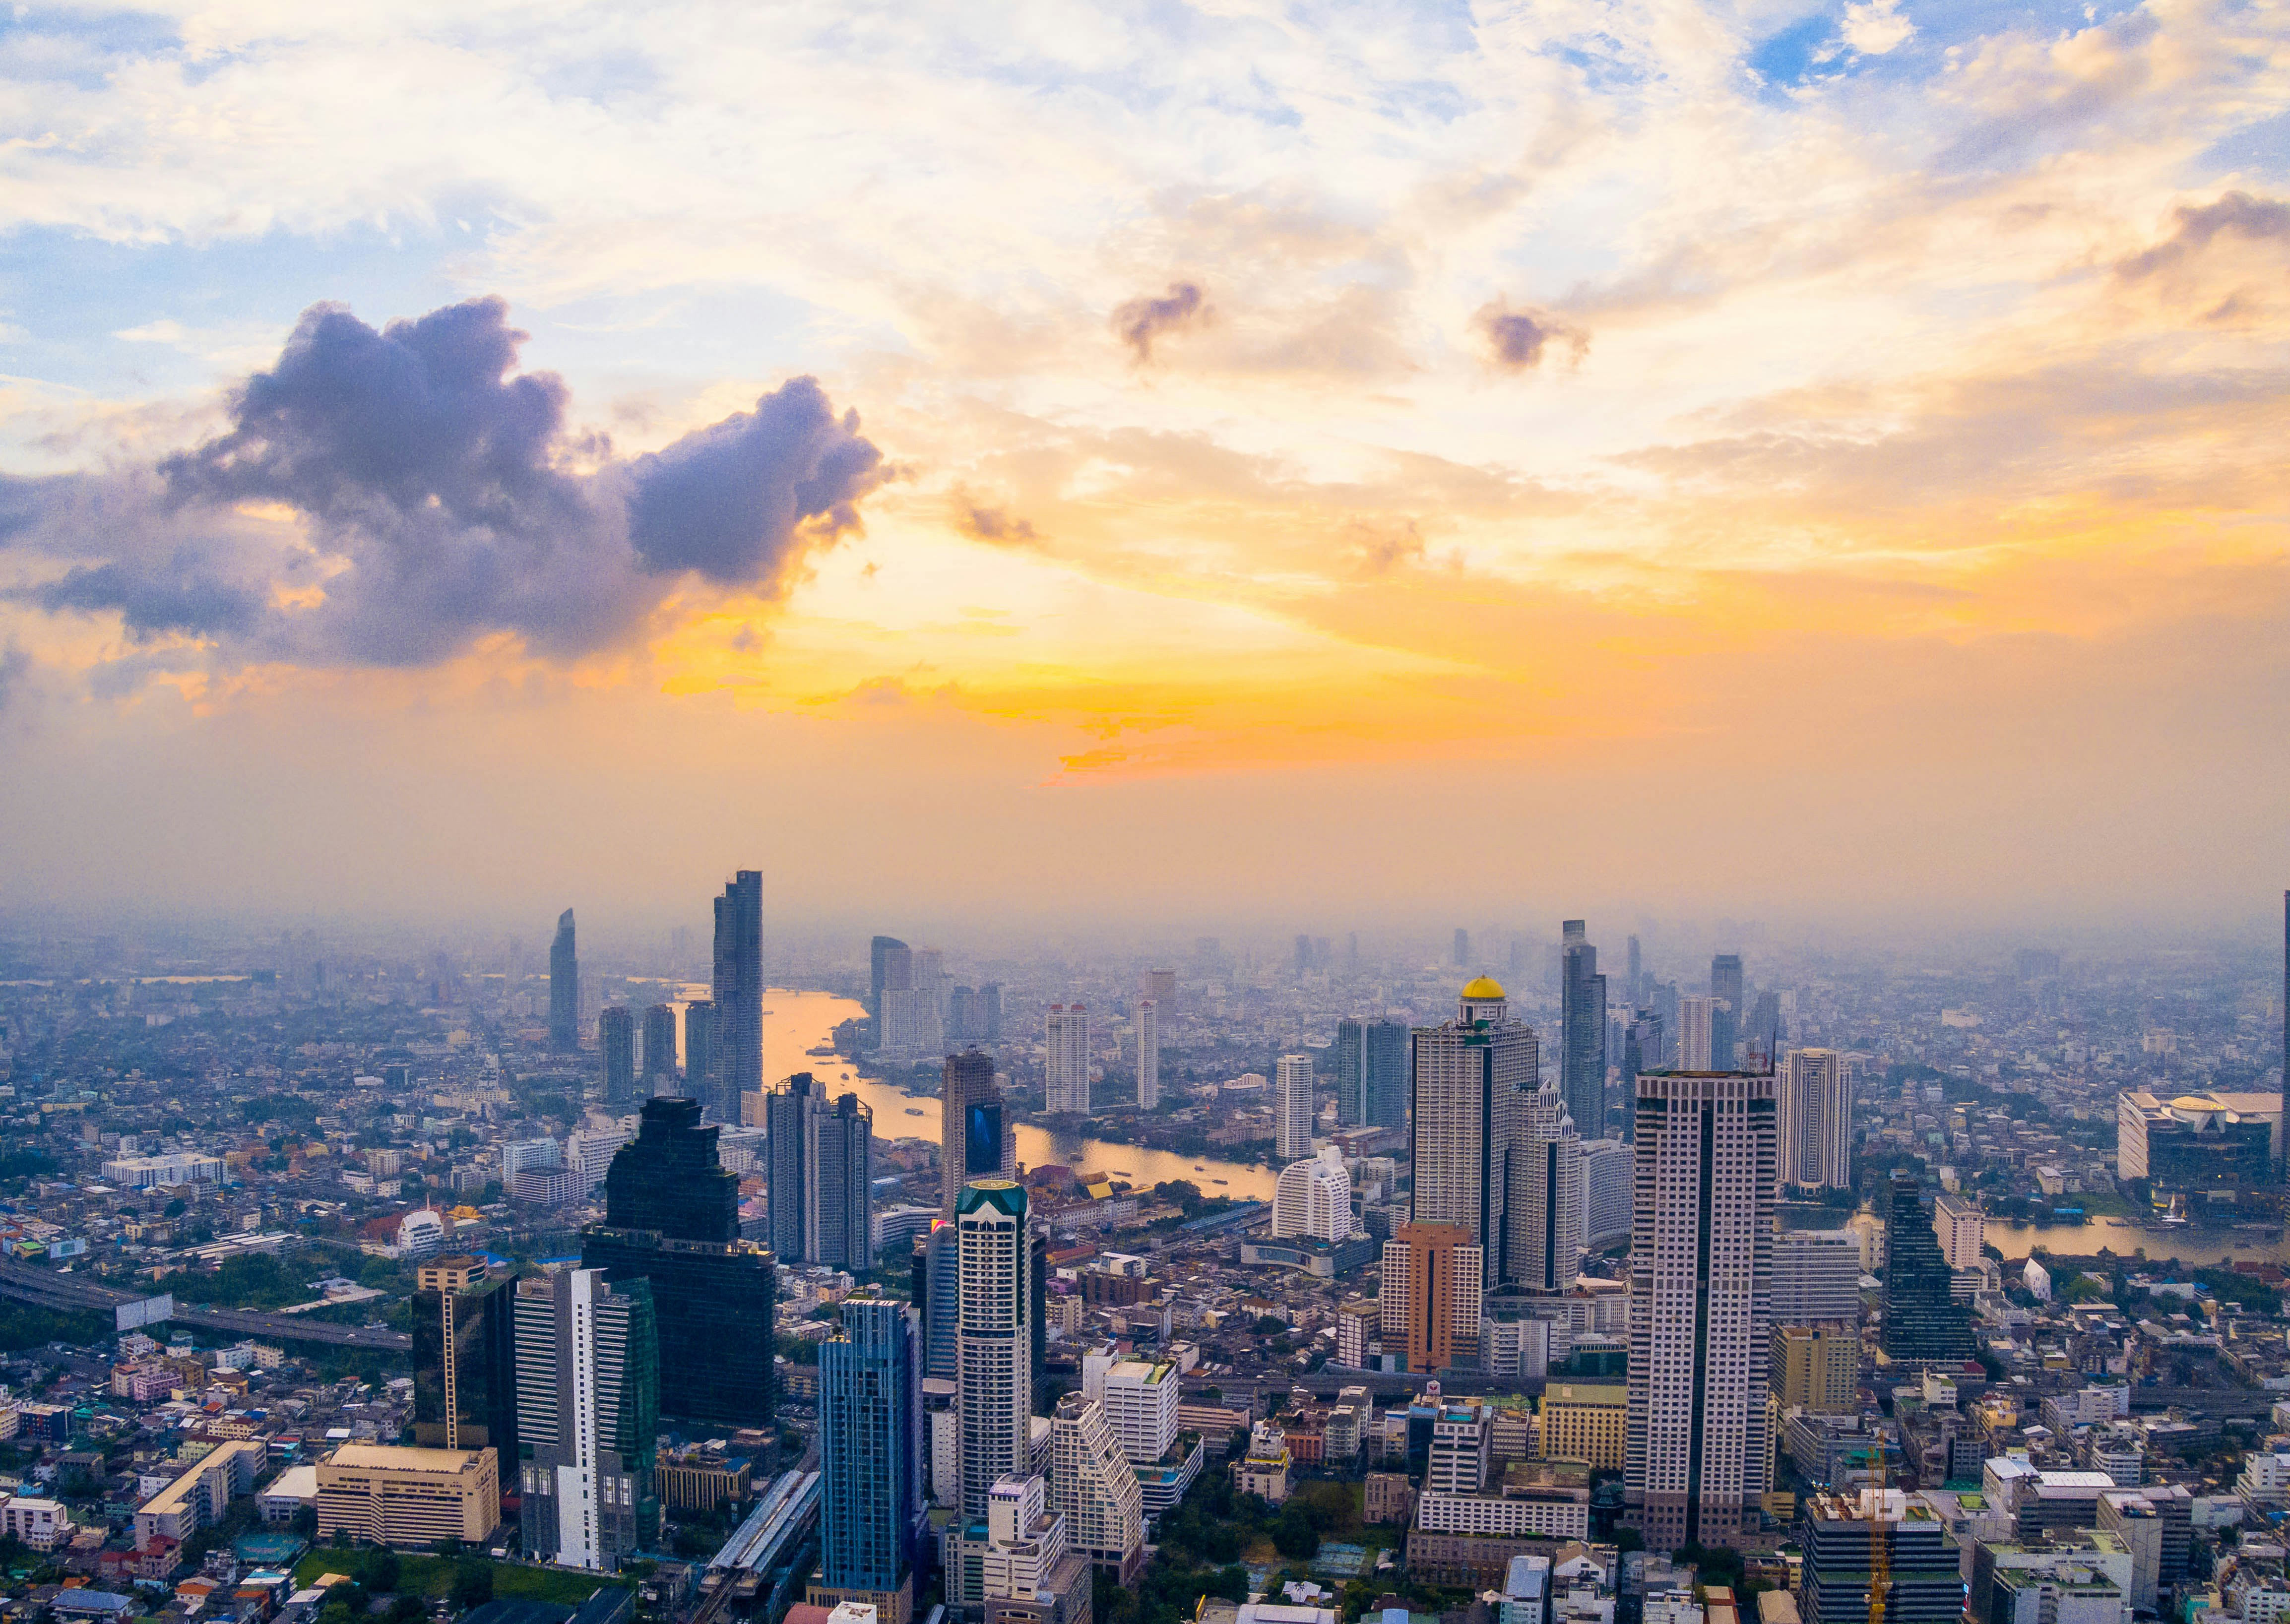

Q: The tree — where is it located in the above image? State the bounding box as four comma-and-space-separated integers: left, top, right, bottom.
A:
364, 1546, 401, 1592
1254, 1315, 1288, 1336
451, 1559, 495, 1610
1272, 1506, 1320, 1561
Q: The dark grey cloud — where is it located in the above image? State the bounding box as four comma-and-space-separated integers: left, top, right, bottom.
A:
1113, 281, 1208, 361
627, 376, 885, 583
3, 296, 887, 670
950, 492, 1040, 547
26, 561, 268, 640
2117, 191, 2290, 280
0, 641, 25, 715
1471, 298, 1589, 371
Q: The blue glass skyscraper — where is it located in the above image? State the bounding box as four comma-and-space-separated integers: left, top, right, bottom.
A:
815, 1298, 920, 1618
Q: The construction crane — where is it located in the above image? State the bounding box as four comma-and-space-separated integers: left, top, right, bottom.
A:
1865, 1415, 1891, 1624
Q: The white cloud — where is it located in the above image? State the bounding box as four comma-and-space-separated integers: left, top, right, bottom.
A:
1842, 0, 1917, 55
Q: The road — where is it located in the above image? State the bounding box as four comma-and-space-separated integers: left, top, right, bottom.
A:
0, 1256, 413, 1352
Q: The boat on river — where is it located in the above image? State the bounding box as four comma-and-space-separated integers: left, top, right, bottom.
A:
905, 1108, 924, 1117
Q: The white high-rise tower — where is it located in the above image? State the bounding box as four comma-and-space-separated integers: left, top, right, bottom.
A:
955, 1180, 1032, 1517
1272, 1146, 1354, 1242
1508, 1086, 1583, 1293
1676, 996, 1717, 1071
1625, 1069, 1776, 1551
1275, 1053, 1315, 1160
1044, 1005, 1090, 1115
1777, 1048, 1853, 1188
1135, 999, 1159, 1111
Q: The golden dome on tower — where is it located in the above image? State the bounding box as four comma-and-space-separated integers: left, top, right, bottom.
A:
1460, 975, 1507, 999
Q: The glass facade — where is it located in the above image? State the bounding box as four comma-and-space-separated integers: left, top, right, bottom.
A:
1880, 1170, 1977, 1362
820, 1300, 919, 1594
582, 1096, 776, 1429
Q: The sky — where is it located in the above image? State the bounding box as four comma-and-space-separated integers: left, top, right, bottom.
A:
0, 0, 2286, 935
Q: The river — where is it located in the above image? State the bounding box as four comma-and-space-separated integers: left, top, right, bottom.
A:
1983, 1216, 2290, 1268
698, 987, 1282, 1204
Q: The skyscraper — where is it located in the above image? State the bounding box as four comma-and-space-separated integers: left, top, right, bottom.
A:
1272, 1146, 1354, 1242
1378, 1222, 1482, 1372
1410, 977, 1538, 1288
513, 1266, 659, 1570
410, 1256, 518, 1510
871, 934, 909, 1030
767, 1072, 875, 1271
1778, 1048, 1853, 1189
1626, 1068, 1777, 1550
712, 871, 764, 1117
1801, 1490, 1965, 1624
580, 1096, 776, 1428
1508, 1085, 1583, 1294
1275, 1052, 1315, 1160
1880, 1169, 1977, 1363
549, 908, 578, 1051
1366, 1017, 1409, 1130
1710, 953, 1744, 1070
1677, 996, 1716, 1070
941, 1049, 1004, 1218
1453, 928, 1471, 968
684, 999, 716, 1104
1143, 968, 1176, 1017
955, 1180, 1032, 1518
815, 1298, 921, 1623
915, 1220, 959, 1379
1135, 999, 1159, 1110
641, 1003, 678, 1090
600, 1005, 636, 1105
1626, 934, 1643, 1002
1044, 1004, 1090, 1114
1561, 922, 1608, 1139
1335, 1018, 1367, 1127
1049, 1393, 1145, 1583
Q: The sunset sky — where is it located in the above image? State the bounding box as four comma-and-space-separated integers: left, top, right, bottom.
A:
0, 0, 2285, 933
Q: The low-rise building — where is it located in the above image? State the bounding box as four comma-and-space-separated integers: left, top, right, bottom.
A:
0, 1493, 75, 1551
315, 1444, 499, 1548
135, 1440, 265, 1552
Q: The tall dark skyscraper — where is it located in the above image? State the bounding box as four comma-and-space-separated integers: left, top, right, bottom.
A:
1711, 952, 1745, 1070
684, 1000, 715, 1102
1561, 921, 1608, 1139
410, 1255, 518, 1510
1626, 934, 1643, 1002
1880, 1168, 1976, 1363
940, 1049, 1002, 1217
641, 1003, 678, 1089
548, 908, 578, 1051
711, 871, 764, 1118
1335, 1018, 1367, 1126
870, 934, 908, 1027
600, 1005, 636, 1105
1453, 927, 1470, 968
1365, 1017, 1408, 1130
1338, 1017, 1409, 1129
580, 1097, 776, 1428
767, 1072, 875, 1271
813, 1299, 920, 1620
